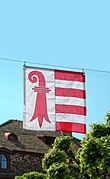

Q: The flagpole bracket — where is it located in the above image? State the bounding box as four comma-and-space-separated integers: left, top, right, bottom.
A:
23, 61, 27, 67
82, 68, 85, 74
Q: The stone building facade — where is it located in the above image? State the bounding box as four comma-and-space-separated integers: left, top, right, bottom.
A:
0, 120, 77, 178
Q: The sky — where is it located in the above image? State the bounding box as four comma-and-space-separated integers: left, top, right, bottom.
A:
0, 0, 110, 139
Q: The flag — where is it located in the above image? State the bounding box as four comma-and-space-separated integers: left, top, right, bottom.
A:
23, 66, 86, 133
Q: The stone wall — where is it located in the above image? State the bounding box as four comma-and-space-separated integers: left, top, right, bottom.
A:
10, 151, 44, 176
0, 151, 44, 178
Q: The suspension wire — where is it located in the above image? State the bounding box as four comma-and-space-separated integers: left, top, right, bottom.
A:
27, 60, 82, 71
84, 68, 110, 74
0, 57, 110, 74
0, 57, 23, 63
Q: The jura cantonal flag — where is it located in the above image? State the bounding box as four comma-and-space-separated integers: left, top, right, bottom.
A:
23, 66, 86, 133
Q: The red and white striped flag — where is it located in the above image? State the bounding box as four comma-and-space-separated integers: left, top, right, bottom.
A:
23, 66, 86, 133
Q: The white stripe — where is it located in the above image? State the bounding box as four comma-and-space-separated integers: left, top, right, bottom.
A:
56, 114, 86, 124
55, 79, 85, 90
56, 96, 86, 107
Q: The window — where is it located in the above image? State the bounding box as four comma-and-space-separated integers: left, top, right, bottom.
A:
45, 136, 55, 145
8, 133, 18, 141
4, 132, 18, 142
0, 154, 7, 169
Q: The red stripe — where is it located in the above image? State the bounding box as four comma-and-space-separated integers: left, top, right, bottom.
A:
56, 104, 86, 116
55, 70, 85, 82
55, 87, 86, 99
56, 122, 86, 134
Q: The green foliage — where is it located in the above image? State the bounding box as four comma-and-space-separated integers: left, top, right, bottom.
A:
77, 111, 110, 178
47, 162, 72, 179
53, 135, 72, 152
100, 136, 110, 174
89, 123, 110, 138
43, 135, 79, 178
15, 171, 46, 179
42, 148, 68, 171
79, 137, 102, 178
15, 176, 23, 179
105, 110, 110, 125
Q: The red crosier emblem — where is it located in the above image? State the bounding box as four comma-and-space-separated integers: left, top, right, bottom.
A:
28, 70, 51, 127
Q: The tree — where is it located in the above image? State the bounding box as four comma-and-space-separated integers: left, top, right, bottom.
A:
15, 171, 46, 179
78, 111, 110, 178
42, 135, 80, 178
16, 111, 110, 179
46, 162, 70, 179
43, 111, 110, 179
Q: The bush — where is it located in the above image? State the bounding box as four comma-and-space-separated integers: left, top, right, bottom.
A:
42, 148, 68, 171
47, 162, 73, 179
15, 171, 46, 179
